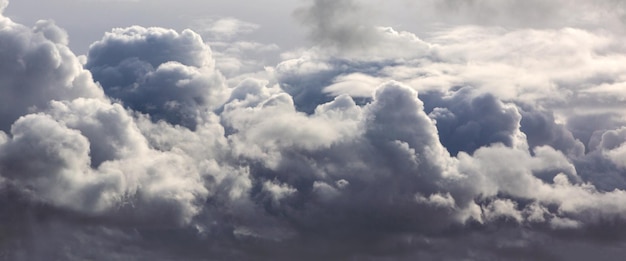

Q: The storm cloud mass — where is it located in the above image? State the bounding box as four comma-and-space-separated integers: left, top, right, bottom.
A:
1, 0, 626, 260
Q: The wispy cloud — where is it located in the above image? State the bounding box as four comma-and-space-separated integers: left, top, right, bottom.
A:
191, 17, 260, 40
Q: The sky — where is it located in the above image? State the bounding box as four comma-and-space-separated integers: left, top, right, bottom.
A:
1, 0, 626, 260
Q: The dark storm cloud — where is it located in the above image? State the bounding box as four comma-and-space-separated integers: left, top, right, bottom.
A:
2, 0, 626, 260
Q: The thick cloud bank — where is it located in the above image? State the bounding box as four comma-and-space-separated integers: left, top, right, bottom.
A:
2, 0, 626, 260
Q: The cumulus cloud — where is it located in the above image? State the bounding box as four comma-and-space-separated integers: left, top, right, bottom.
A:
3, 0, 626, 260
0, 14, 104, 131
597, 127, 626, 169
425, 88, 524, 156
85, 26, 228, 130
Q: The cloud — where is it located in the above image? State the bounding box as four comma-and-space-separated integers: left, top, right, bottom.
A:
417, 0, 626, 31
85, 26, 214, 70
85, 26, 229, 130
598, 127, 626, 169
0, 98, 210, 226
294, 0, 379, 51
3, 0, 626, 259
0, 14, 104, 132
192, 17, 260, 40
424, 88, 524, 156
518, 105, 586, 158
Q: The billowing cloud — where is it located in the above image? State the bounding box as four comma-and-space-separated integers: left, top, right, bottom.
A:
0, 13, 104, 132
2, 0, 626, 260
599, 127, 626, 169
85, 26, 228, 129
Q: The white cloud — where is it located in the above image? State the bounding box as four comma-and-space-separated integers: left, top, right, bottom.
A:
0, 13, 104, 132
3, 0, 626, 259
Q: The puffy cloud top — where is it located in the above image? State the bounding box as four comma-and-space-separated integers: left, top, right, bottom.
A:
2, 0, 626, 260
0, 14, 104, 131
86, 26, 213, 69
86, 26, 228, 129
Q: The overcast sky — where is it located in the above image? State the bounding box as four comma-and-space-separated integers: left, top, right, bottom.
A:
2, 0, 626, 260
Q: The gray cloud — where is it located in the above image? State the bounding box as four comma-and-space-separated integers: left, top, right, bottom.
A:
294, 0, 378, 51
424, 88, 523, 156
2, 0, 626, 260
85, 26, 229, 130
0, 15, 104, 132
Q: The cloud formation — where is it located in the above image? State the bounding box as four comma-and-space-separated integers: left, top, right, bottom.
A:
86, 26, 228, 129
0, 14, 103, 132
2, 0, 626, 260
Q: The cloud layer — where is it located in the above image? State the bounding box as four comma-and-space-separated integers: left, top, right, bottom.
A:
1, 0, 626, 260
